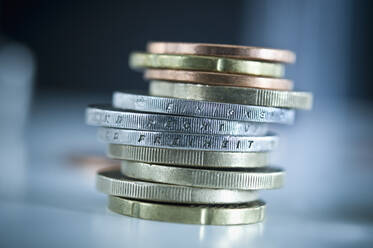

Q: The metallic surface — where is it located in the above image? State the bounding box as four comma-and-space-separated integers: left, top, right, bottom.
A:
147, 41, 296, 63
149, 81, 313, 110
86, 105, 269, 136
108, 195, 266, 225
144, 69, 293, 90
130, 52, 284, 78
98, 127, 278, 152
107, 144, 269, 168
112, 92, 295, 124
97, 169, 259, 204
121, 161, 285, 190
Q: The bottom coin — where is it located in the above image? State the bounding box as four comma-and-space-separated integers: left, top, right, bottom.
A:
108, 195, 266, 225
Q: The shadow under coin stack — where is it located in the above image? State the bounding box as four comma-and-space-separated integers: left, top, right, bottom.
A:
86, 42, 313, 225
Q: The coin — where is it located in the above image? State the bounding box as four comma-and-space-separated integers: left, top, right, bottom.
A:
86, 104, 269, 136
147, 41, 296, 63
130, 52, 284, 78
149, 81, 313, 110
98, 127, 278, 152
144, 69, 293, 90
108, 195, 266, 225
97, 169, 259, 204
107, 144, 269, 168
121, 161, 284, 190
112, 92, 295, 124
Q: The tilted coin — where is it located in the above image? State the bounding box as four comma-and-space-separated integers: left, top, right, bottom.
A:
147, 41, 296, 63
144, 69, 293, 90
129, 52, 284, 78
149, 81, 313, 110
107, 144, 269, 168
97, 169, 259, 204
98, 127, 278, 152
112, 92, 295, 124
86, 104, 268, 136
121, 161, 285, 190
108, 195, 266, 225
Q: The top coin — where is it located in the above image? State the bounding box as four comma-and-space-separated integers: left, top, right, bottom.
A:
147, 42, 296, 64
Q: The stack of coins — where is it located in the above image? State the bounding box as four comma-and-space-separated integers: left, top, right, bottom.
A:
86, 42, 313, 225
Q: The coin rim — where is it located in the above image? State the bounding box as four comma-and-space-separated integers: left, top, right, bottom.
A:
144, 69, 293, 90
98, 127, 278, 152
112, 92, 296, 124
86, 104, 269, 136
130, 52, 284, 78
107, 144, 270, 168
120, 161, 284, 190
97, 169, 258, 204
149, 80, 313, 110
108, 195, 266, 225
147, 41, 295, 63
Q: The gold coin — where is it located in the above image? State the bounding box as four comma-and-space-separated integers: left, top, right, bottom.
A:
145, 69, 293, 90
130, 52, 284, 78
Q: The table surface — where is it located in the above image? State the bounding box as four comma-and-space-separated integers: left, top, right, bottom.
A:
1, 94, 373, 248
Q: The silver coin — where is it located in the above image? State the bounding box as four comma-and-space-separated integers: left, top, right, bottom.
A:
86, 104, 268, 136
98, 127, 278, 152
121, 161, 285, 190
108, 144, 270, 168
149, 80, 313, 110
108, 195, 266, 225
112, 92, 295, 124
97, 168, 259, 204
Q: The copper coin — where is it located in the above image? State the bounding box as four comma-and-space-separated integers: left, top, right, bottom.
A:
147, 42, 296, 63
144, 69, 293, 90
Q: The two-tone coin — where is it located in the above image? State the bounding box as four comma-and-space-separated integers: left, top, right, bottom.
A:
107, 144, 269, 168
149, 81, 313, 110
86, 105, 268, 136
144, 69, 293, 90
108, 195, 266, 225
98, 127, 278, 152
130, 52, 284, 78
97, 168, 258, 204
121, 161, 284, 190
147, 41, 296, 63
112, 92, 295, 124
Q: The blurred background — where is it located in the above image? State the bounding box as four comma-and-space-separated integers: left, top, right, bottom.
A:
0, 0, 372, 247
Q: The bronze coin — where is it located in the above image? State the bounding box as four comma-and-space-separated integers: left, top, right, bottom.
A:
147, 42, 295, 63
